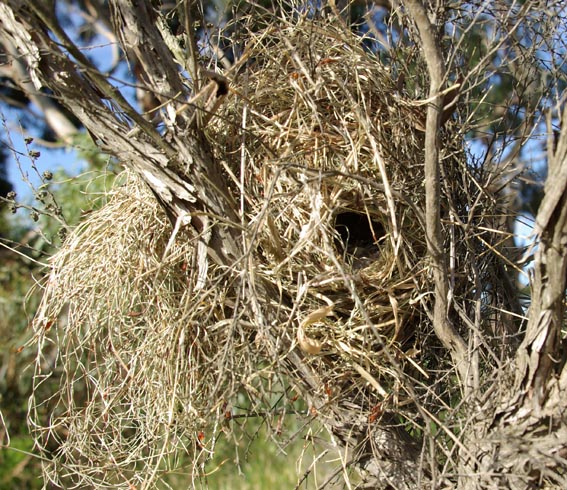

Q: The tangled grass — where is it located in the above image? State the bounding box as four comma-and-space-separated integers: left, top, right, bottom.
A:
29, 10, 516, 489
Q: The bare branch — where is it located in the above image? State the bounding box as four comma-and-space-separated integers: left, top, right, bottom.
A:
402, 0, 469, 381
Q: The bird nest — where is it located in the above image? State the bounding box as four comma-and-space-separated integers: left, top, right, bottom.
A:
30, 14, 505, 489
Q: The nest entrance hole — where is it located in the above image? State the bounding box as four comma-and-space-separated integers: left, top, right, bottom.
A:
334, 211, 385, 259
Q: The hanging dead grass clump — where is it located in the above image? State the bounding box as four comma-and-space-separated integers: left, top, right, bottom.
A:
29, 12, 511, 489
31, 173, 221, 488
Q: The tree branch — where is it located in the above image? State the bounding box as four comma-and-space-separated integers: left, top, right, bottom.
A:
402, 0, 469, 382
1, 0, 241, 268
109, 0, 189, 116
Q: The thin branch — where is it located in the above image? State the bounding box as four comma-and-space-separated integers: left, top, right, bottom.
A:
403, 0, 470, 383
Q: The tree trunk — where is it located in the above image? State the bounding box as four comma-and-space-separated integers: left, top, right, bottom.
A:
459, 107, 567, 489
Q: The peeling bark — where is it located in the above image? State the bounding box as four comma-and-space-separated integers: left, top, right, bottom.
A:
460, 103, 567, 490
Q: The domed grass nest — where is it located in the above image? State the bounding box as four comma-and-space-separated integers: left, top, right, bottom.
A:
209, 17, 460, 379
30, 13, 510, 489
